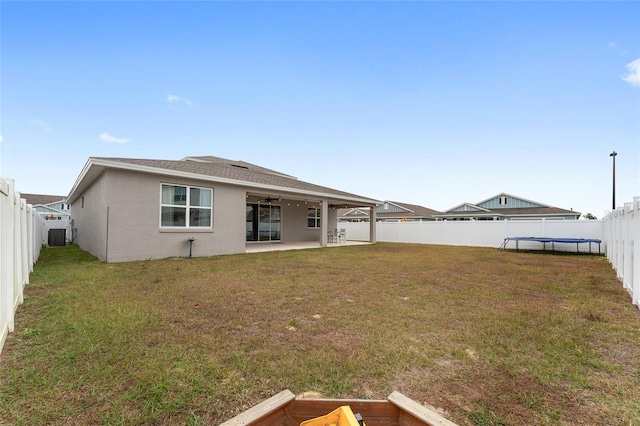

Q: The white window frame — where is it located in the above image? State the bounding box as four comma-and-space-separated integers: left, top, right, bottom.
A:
160, 183, 213, 230
307, 207, 321, 229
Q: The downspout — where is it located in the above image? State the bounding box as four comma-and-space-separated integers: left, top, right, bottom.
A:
105, 206, 109, 263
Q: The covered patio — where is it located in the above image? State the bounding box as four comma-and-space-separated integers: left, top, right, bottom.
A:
245, 191, 378, 248
245, 240, 371, 254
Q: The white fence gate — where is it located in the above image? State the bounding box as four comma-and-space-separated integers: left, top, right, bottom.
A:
1, 178, 43, 354
603, 197, 640, 308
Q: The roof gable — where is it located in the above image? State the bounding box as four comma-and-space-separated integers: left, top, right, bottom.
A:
447, 203, 490, 213
476, 193, 550, 209
34, 205, 70, 216
338, 201, 440, 219
379, 201, 441, 217
378, 201, 413, 214
344, 208, 370, 216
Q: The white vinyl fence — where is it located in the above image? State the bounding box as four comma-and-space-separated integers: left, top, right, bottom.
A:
343, 198, 640, 309
1, 178, 43, 354
41, 217, 72, 246
342, 219, 604, 253
603, 197, 640, 308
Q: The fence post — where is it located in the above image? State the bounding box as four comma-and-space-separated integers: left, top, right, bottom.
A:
27, 205, 34, 274
2, 180, 16, 336
1, 179, 13, 352
21, 198, 29, 286
615, 208, 623, 279
14, 192, 24, 307
605, 211, 612, 262
615, 208, 621, 269
622, 203, 632, 293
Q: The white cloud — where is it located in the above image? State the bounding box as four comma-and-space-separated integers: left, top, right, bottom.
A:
31, 119, 52, 133
608, 41, 629, 56
622, 58, 640, 87
166, 94, 193, 106
99, 132, 129, 144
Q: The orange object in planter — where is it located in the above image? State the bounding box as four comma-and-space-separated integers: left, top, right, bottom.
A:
300, 405, 365, 426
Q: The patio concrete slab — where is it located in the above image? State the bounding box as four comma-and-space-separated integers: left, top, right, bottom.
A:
245, 241, 370, 253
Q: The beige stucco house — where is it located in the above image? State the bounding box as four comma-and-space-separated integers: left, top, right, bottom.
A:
66, 156, 380, 262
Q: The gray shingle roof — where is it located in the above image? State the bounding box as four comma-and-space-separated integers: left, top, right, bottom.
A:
182, 156, 296, 178
436, 206, 579, 217
338, 201, 441, 219
382, 201, 441, 218
91, 156, 377, 202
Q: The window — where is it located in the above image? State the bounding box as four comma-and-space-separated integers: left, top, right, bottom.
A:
308, 207, 321, 228
161, 184, 213, 228
499, 196, 508, 205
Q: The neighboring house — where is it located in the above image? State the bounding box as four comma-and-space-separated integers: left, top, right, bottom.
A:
339, 201, 441, 222
66, 156, 380, 262
435, 193, 581, 221
21, 193, 71, 220
21, 193, 73, 245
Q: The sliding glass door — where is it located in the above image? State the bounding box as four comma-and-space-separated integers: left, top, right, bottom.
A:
246, 203, 281, 242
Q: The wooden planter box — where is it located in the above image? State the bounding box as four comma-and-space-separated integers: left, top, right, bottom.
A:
220, 390, 458, 426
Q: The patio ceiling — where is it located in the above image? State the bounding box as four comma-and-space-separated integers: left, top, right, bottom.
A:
246, 191, 376, 210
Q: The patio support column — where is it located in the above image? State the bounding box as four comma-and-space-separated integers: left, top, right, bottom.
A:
369, 206, 377, 243
321, 199, 329, 247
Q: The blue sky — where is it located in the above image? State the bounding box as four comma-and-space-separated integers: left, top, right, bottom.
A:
1, 1, 638, 218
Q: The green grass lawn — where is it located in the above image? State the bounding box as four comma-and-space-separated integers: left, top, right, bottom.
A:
1, 243, 639, 425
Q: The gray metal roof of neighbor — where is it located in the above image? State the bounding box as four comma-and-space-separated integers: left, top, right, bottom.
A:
67, 156, 380, 206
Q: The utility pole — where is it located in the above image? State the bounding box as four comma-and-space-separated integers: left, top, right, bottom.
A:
609, 151, 617, 210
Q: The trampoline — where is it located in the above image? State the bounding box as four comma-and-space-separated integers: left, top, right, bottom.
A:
499, 237, 602, 254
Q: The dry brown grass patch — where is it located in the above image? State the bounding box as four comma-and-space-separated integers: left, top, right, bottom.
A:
1, 243, 638, 426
